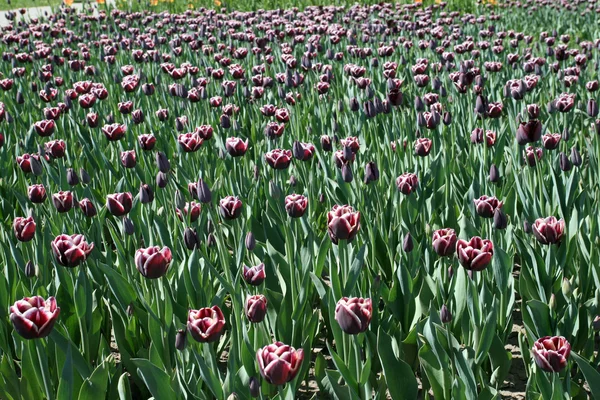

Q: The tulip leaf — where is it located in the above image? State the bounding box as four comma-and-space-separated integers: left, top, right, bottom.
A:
326, 341, 359, 395
344, 244, 366, 295
132, 358, 177, 400
117, 373, 132, 400
0, 354, 21, 400
323, 370, 354, 400
56, 344, 74, 400
78, 361, 110, 400
524, 300, 552, 339
191, 349, 224, 400
452, 347, 477, 400
97, 263, 137, 310
571, 352, 600, 399
377, 328, 417, 400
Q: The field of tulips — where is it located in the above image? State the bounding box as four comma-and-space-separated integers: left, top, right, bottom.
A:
2, 0, 600, 399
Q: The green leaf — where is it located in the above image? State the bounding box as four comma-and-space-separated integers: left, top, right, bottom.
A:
56, 345, 74, 400
377, 328, 418, 400
344, 244, 366, 295
571, 352, 600, 399
132, 359, 177, 400
78, 362, 110, 400
117, 373, 132, 400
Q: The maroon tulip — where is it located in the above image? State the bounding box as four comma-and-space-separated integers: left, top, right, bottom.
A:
292, 141, 316, 161
86, 112, 99, 128
456, 237, 494, 271
187, 305, 226, 343
28, 184, 47, 203
138, 134, 156, 151
532, 217, 565, 245
473, 195, 503, 218
285, 194, 308, 218
340, 136, 361, 153
486, 102, 503, 118
327, 205, 360, 244
432, 228, 457, 257
225, 137, 249, 157
118, 101, 133, 114
265, 149, 292, 170
257, 342, 304, 386
196, 125, 214, 141
10, 296, 60, 339
516, 120, 543, 145
102, 123, 127, 141
176, 202, 202, 222
245, 295, 268, 323
542, 133, 561, 150
555, 93, 575, 113
219, 196, 242, 220
525, 146, 543, 167
532, 336, 571, 373
78, 198, 97, 218
471, 128, 497, 147
106, 192, 133, 216
13, 216, 36, 242
52, 191, 74, 213
34, 120, 55, 137
395, 173, 419, 195
335, 297, 372, 334
45, 140, 66, 158
16, 154, 42, 174
243, 263, 266, 286
178, 132, 203, 153
51, 234, 94, 267
120, 150, 136, 168
414, 138, 432, 157
135, 246, 173, 279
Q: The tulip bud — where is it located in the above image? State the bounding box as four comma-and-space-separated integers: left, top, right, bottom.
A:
245, 295, 268, 323
139, 184, 154, 203
175, 329, 187, 351
559, 152, 572, 172
440, 304, 452, 324
587, 99, 599, 117
341, 164, 353, 183
66, 168, 79, 186
320, 135, 332, 152
253, 166, 260, 181
227, 394, 238, 400
489, 164, 500, 183
197, 179, 212, 203
25, 260, 36, 278
156, 172, 168, 188
562, 277, 572, 298
414, 96, 424, 112
403, 232, 414, 252
175, 190, 186, 210
156, 151, 170, 173
523, 220, 532, 234
447, 265, 454, 280
549, 293, 556, 311
443, 111, 452, 126
245, 232, 256, 251
249, 377, 260, 398
184, 228, 199, 250
319, 193, 325, 203
269, 180, 281, 199
30, 156, 43, 176
206, 233, 216, 248
493, 208, 508, 230
123, 218, 135, 235
80, 168, 91, 184
570, 147, 582, 167
343, 145, 353, 161
593, 316, 600, 331
364, 161, 379, 184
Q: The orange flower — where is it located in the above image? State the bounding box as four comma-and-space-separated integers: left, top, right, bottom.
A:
150, 0, 158, 5
97, 0, 105, 3
214, 0, 222, 6
64, 0, 74, 5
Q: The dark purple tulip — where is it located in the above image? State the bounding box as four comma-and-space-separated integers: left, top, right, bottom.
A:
52, 191, 74, 213
473, 195, 503, 218
364, 161, 379, 184
542, 133, 561, 150
120, 150, 136, 168
67, 168, 79, 186
245, 295, 268, 323
559, 152, 572, 171
135, 246, 172, 279
403, 232, 413, 252
516, 120, 542, 145
245, 232, 256, 251
243, 263, 266, 286
188, 306, 225, 343
432, 228, 457, 257
335, 297, 372, 334
226, 137, 249, 157
456, 237, 494, 271
219, 196, 242, 220
396, 173, 419, 195
440, 305, 452, 324
587, 99, 599, 117
13, 216, 36, 242
28, 184, 47, 203
489, 164, 500, 183
106, 192, 133, 216
327, 205, 360, 244
285, 194, 308, 218
532, 217, 565, 245
175, 329, 186, 351
184, 228, 200, 250
532, 336, 571, 373
10, 296, 60, 340
265, 149, 292, 170
414, 138, 432, 157
79, 198, 97, 218
140, 184, 154, 204
257, 342, 304, 386
494, 209, 508, 230
51, 234, 94, 268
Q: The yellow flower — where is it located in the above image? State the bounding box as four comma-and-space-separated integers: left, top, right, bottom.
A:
414, 0, 423, 3
150, 0, 158, 5
214, 0, 222, 6
97, 0, 105, 4
64, 0, 74, 5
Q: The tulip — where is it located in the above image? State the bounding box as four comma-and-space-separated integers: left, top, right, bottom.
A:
532, 217, 565, 245
587, 99, 599, 118
176, 202, 201, 222
45, 140, 66, 159
28, 184, 47, 203
243, 263, 266, 286
17, 154, 42, 174
403, 232, 414, 253
67, 168, 79, 186
570, 147, 582, 167
440, 305, 452, 324
80, 168, 91, 185
102, 123, 127, 141
51, 234, 94, 267
34, 119, 55, 136
341, 164, 353, 182
256, 342, 304, 386
320, 135, 332, 152
494, 208, 508, 229
196, 179, 212, 204
516, 120, 542, 145
473, 195, 503, 218
285, 194, 308, 218
226, 137, 249, 157
187, 305, 226, 343
156, 151, 171, 173
245, 295, 268, 323
52, 191, 74, 213
135, 246, 172, 279
335, 297, 372, 334
25, 261, 36, 278
559, 152, 572, 172
175, 329, 187, 351
432, 228, 457, 257
364, 161, 379, 184
13, 216, 36, 242
489, 164, 500, 183
341, 136, 360, 153
219, 196, 242, 220
414, 138, 432, 156
79, 198, 97, 218
178, 132, 203, 153
106, 192, 133, 217
138, 134, 156, 151
542, 133, 561, 150
249, 377, 260, 398
184, 228, 199, 250
196, 125, 214, 141
10, 296, 60, 339
265, 149, 292, 170
245, 232, 256, 251
327, 205, 360, 244
395, 173, 419, 195
531, 336, 571, 373
120, 150, 136, 168
140, 184, 154, 204
525, 147, 543, 167
123, 218, 135, 235
456, 237, 494, 271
